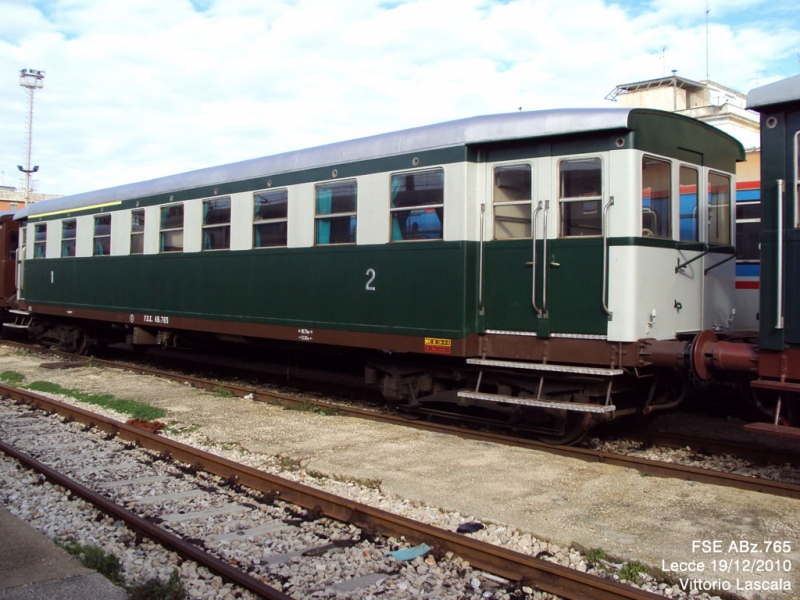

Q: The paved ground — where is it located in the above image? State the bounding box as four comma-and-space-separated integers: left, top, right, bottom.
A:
0, 505, 128, 600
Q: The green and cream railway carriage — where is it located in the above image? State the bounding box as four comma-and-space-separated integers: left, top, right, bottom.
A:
8, 108, 744, 441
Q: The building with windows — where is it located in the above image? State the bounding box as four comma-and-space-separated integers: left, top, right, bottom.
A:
0, 186, 61, 213
607, 75, 760, 148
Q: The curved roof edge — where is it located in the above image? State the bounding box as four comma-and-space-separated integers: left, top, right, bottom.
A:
18, 108, 641, 220
747, 74, 800, 110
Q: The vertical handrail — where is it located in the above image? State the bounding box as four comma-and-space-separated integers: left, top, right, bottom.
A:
15, 245, 25, 300
478, 203, 485, 313
531, 202, 542, 316
776, 179, 785, 330
602, 196, 614, 319
541, 200, 549, 318
794, 132, 799, 229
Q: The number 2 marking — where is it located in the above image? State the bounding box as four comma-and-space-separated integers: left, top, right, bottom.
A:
365, 268, 376, 291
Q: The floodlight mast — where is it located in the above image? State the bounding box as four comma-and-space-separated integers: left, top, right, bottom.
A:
18, 68, 45, 207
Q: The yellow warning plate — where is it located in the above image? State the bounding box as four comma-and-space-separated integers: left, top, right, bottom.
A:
424, 337, 452, 354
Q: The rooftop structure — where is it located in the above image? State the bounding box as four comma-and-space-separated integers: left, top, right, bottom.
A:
0, 186, 60, 213
606, 74, 760, 151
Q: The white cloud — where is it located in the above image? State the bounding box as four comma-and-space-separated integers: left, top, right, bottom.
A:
0, 0, 797, 196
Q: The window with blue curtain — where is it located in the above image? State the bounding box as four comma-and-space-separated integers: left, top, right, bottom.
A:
131, 209, 145, 254
61, 219, 76, 257
389, 168, 444, 241
254, 189, 288, 247
160, 204, 184, 252
315, 180, 356, 245
93, 214, 111, 256
33, 223, 46, 258
202, 197, 231, 250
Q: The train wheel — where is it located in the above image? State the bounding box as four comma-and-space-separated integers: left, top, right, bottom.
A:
76, 332, 93, 356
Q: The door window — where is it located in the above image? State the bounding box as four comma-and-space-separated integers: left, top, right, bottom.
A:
559, 158, 602, 237
493, 164, 531, 239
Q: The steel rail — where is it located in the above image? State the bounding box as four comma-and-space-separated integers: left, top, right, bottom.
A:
4, 339, 799, 499
248, 398, 800, 499
0, 383, 663, 600
0, 439, 293, 600
621, 429, 800, 467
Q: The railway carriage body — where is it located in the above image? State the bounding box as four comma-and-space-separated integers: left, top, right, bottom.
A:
0, 213, 20, 307
5, 108, 747, 441
745, 75, 800, 430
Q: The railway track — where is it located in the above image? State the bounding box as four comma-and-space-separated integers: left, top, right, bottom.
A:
0, 383, 666, 600
3, 340, 799, 501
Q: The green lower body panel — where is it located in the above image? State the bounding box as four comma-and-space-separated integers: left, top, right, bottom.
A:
22, 242, 479, 339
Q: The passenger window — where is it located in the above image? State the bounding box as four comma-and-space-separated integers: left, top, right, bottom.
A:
390, 168, 443, 241
641, 156, 672, 239
253, 189, 288, 248
559, 158, 602, 237
315, 180, 356, 245
735, 201, 761, 261
679, 167, 699, 241
8, 231, 18, 260
493, 164, 531, 239
33, 223, 46, 258
94, 215, 111, 256
131, 209, 145, 254
202, 196, 231, 250
61, 219, 76, 257
160, 204, 184, 252
708, 172, 732, 245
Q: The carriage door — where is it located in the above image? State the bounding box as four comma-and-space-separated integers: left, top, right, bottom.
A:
546, 157, 610, 336
482, 161, 543, 335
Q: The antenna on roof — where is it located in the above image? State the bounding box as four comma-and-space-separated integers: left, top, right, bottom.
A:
705, 1, 710, 80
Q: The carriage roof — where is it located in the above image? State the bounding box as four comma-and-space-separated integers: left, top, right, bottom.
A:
747, 74, 800, 110
16, 107, 734, 220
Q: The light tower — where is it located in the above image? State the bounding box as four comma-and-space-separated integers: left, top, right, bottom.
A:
17, 68, 45, 207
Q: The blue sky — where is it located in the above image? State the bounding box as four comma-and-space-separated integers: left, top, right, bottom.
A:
1, 0, 798, 196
